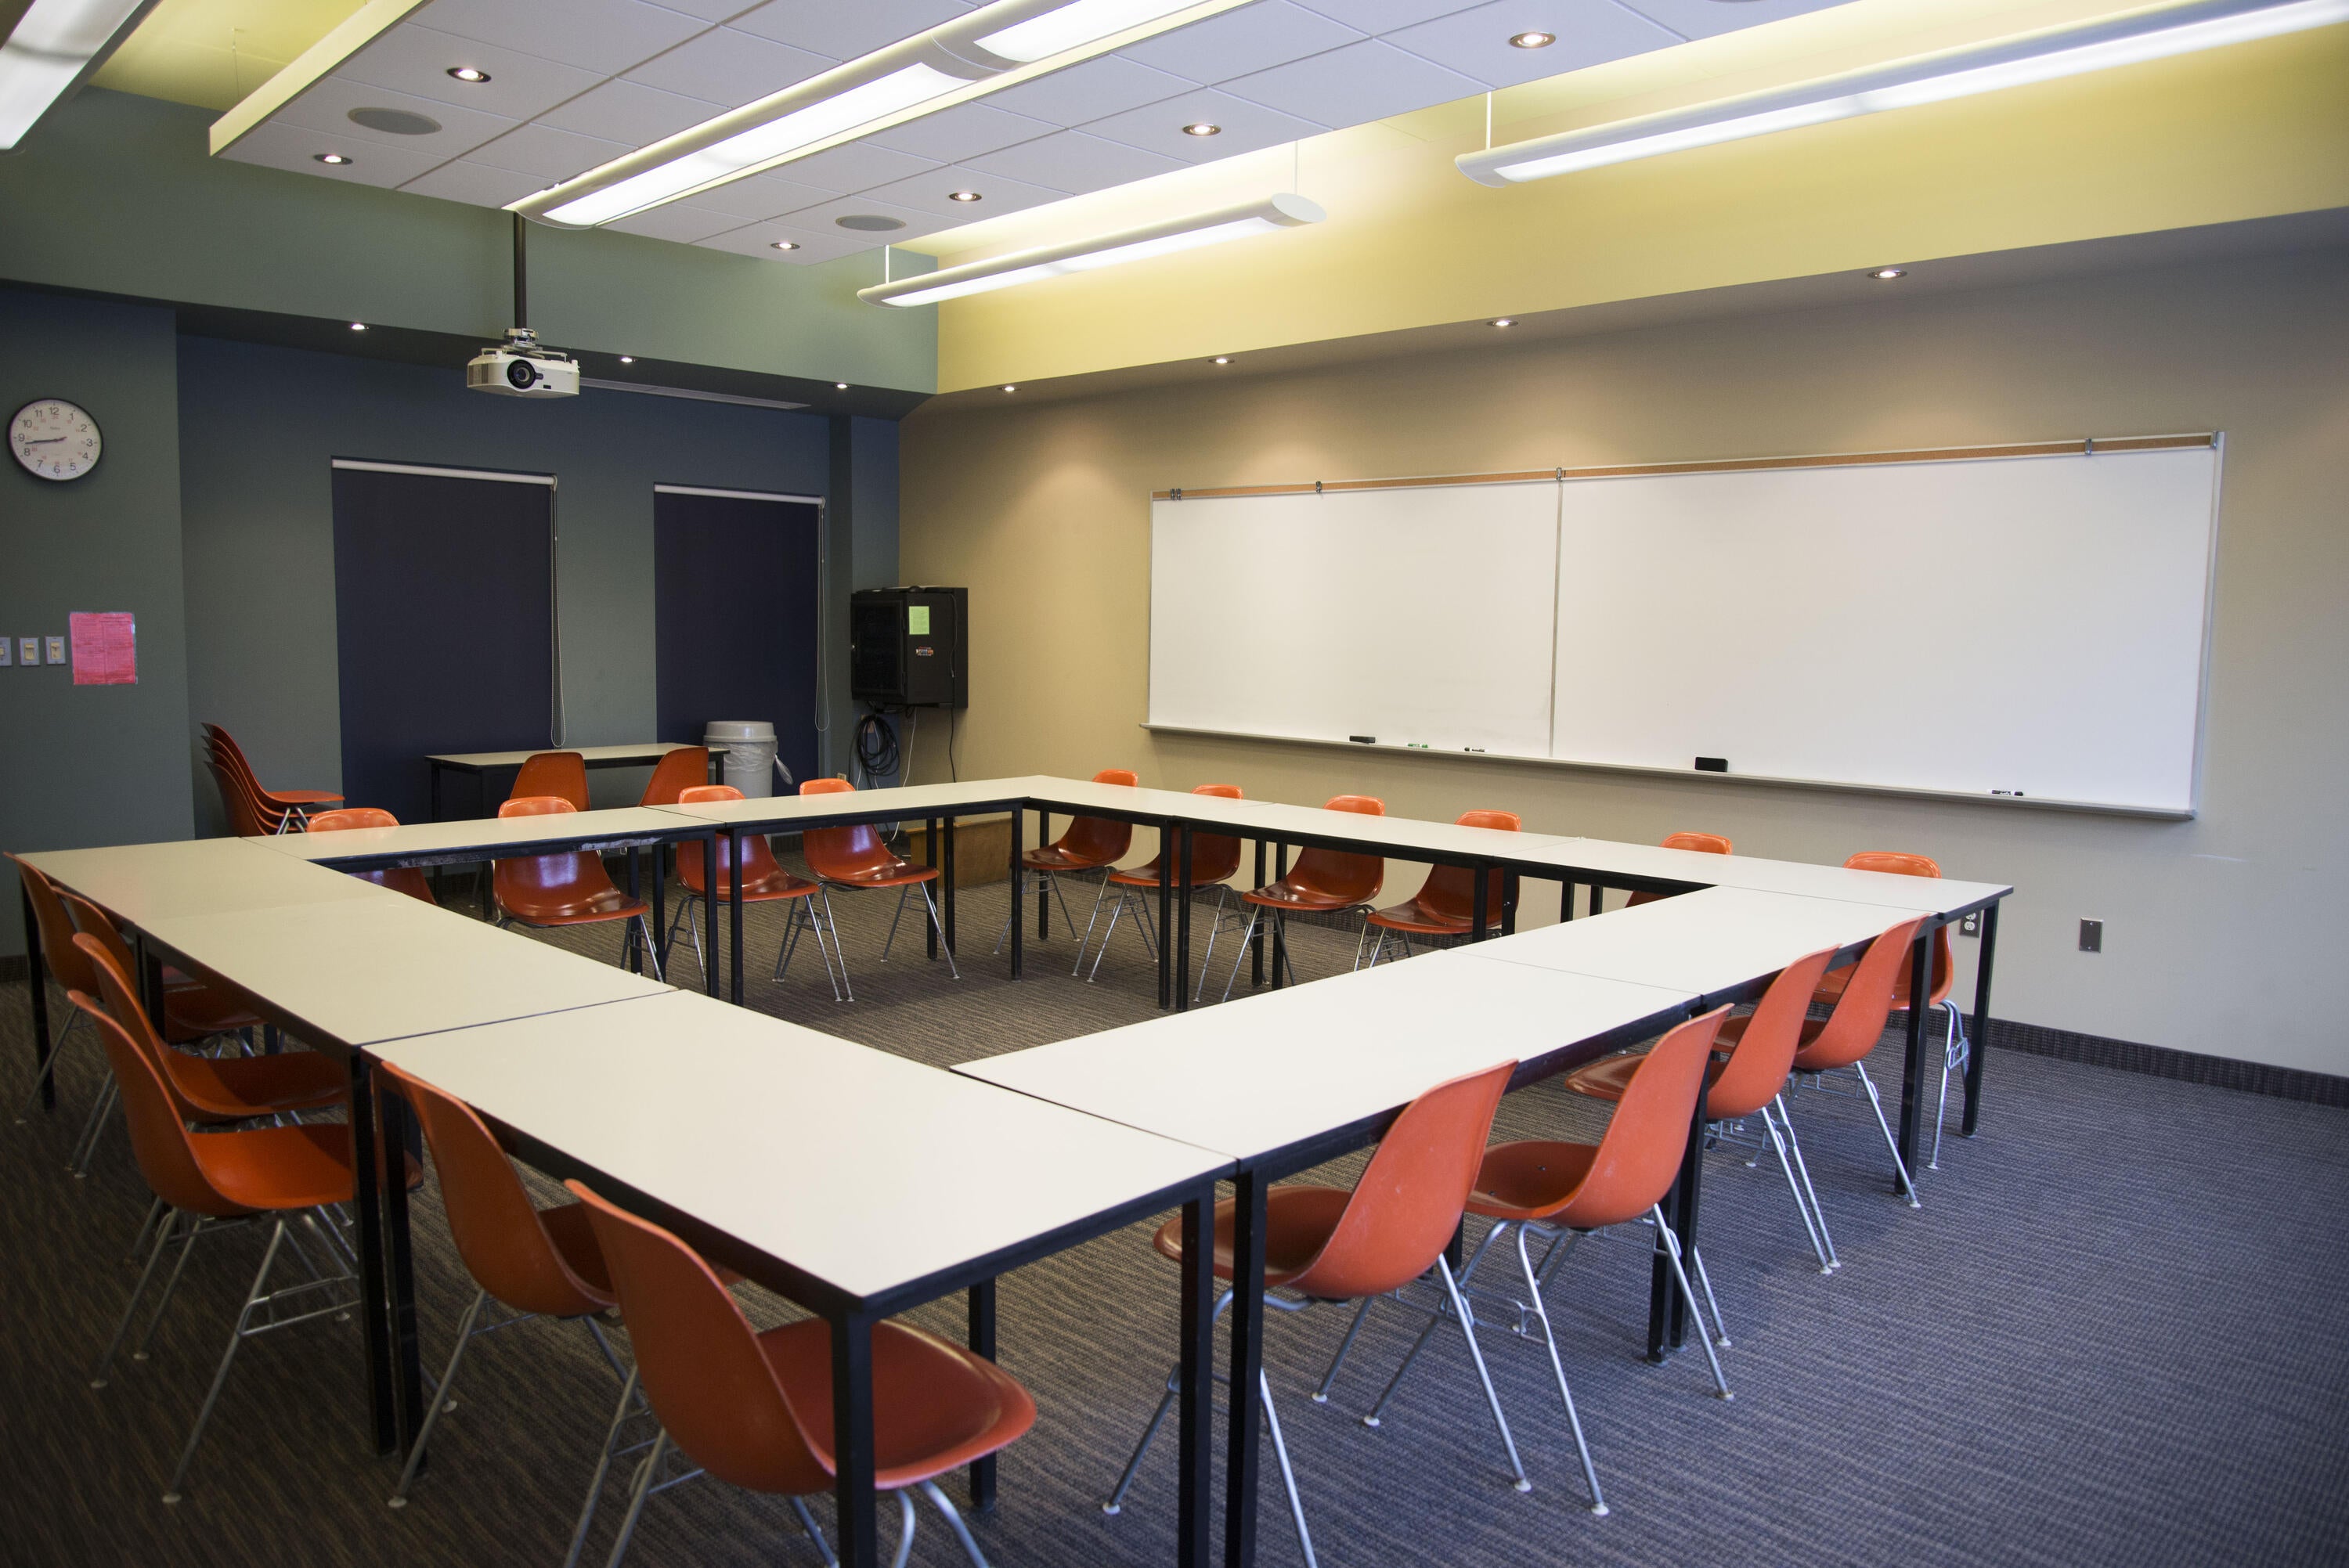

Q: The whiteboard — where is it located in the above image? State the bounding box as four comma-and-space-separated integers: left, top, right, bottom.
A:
1149, 484, 1561, 756
1550, 446, 2219, 813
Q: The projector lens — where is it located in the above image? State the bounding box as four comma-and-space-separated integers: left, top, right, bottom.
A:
505, 359, 538, 390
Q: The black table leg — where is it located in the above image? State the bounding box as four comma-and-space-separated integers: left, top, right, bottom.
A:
1009, 811, 1023, 979
967, 1280, 998, 1512
1470, 867, 1490, 943
1176, 1187, 1214, 1568
133, 932, 165, 1026
1650, 1074, 1709, 1357
22, 882, 54, 1112
1963, 903, 1999, 1137
624, 850, 641, 975
379, 1080, 426, 1451
1156, 819, 1173, 1010
1501, 872, 1517, 936
728, 828, 745, 1007
943, 817, 957, 955
428, 763, 442, 823
925, 817, 940, 961
651, 847, 666, 978
1176, 827, 1194, 1013
1269, 844, 1288, 990
1250, 838, 1266, 988
831, 1310, 879, 1567
1562, 879, 1575, 921
702, 837, 719, 1000
1225, 1170, 1268, 1568
1896, 931, 1931, 1184
1037, 811, 1050, 940
1587, 882, 1604, 918
347, 1054, 399, 1454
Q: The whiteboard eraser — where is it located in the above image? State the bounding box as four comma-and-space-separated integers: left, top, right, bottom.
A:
1694, 757, 1728, 773
1349, 735, 1376, 744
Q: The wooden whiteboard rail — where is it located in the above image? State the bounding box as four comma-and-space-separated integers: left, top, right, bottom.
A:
1141, 723, 2198, 821
1153, 432, 2217, 501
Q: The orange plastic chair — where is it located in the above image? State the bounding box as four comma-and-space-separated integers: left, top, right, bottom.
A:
201, 724, 342, 831
567, 1179, 1035, 1568
1083, 784, 1246, 996
1338, 1010, 1735, 1516
1106, 1062, 1523, 1556
305, 807, 437, 904
1000, 768, 1138, 973
78, 997, 369, 1504
203, 738, 297, 836
1216, 795, 1387, 1000
1811, 852, 1968, 1167
797, 779, 956, 989
10, 854, 113, 1126
665, 785, 839, 999
1360, 809, 1521, 967
511, 752, 591, 813
637, 746, 711, 807
492, 797, 660, 978
1624, 831, 1734, 908
1784, 915, 1929, 1209
1568, 946, 1841, 1272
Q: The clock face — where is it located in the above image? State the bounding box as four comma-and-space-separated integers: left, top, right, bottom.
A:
10, 399, 103, 481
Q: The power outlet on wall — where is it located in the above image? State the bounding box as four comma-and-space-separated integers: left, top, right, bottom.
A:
2079, 918, 2103, 953
1960, 911, 1981, 937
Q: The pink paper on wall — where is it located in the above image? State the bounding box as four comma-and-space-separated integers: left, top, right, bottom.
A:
69, 612, 136, 686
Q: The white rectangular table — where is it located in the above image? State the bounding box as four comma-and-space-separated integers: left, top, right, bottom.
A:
376, 990, 1231, 1568
425, 741, 723, 820
25, 837, 397, 925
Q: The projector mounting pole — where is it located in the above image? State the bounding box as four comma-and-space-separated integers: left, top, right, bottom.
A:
512, 212, 529, 330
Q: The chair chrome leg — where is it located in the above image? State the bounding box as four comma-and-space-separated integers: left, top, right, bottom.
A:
1932, 1000, 1967, 1170
1648, 1205, 1731, 1401
94, 1209, 181, 1388
921, 885, 960, 979
1312, 1296, 1377, 1403
1105, 1289, 1232, 1515
599, 1427, 669, 1568
789, 1495, 836, 1567
1218, 908, 1264, 1003
1259, 1370, 1319, 1568
1358, 927, 1387, 971
1773, 1095, 1838, 1269
390, 1285, 489, 1505
1758, 1102, 1834, 1274
135, 1205, 211, 1360
14, 1003, 86, 1122
1192, 887, 1231, 1004
69, 1071, 117, 1177
819, 889, 853, 1000
1074, 872, 1114, 976
629, 914, 663, 982
918, 1477, 991, 1568
1357, 1219, 1510, 1426
1854, 1060, 1921, 1207
882, 884, 911, 961
1514, 1223, 1607, 1514
564, 1364, 641, 1568
1687, 1245, 1730, 1349
126, 1194, 165, 1264
772, 901, 803, 982
889, 1487, 920, 1568
164, 1216, 288, 1502
1434, 1253, 1532, 1493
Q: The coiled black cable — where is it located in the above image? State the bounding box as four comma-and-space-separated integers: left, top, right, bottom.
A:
853, 709, 900, 787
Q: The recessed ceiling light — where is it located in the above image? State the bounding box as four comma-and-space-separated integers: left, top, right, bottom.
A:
315, 152, 353, 165
619, 355, 634, 363
446, 67, 490, 83
835, 382, 849, 389
1212, 355, 1230, 364
1002, 384, 1016, 393
1509, 31, 1555, 49
348, 106, 440, 135
1182, 122, 1221, 136
771, 240, 800, 251
1490, 317, 1516, 327
349, 322, 366, 332
1870, 266, 1907, 279
948, 189, 983, 202
836, 214, 906, 232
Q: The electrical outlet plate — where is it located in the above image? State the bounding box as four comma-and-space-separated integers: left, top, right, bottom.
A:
1960, 911, 1981, 936
0, 640, 10, 667
18, 638, 38, 666
2079, 917, 2103, 953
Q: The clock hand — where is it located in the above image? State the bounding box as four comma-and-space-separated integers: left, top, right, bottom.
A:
22, 436, 67, 445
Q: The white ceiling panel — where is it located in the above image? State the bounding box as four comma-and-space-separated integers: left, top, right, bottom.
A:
773, 193, 957, 242
646, 0, 764, 21
859, 165, 1065, 219
763, 139, 941, 194
621, 27, 833, 108
399, 159, 554, 207
539, 77, 723, 144
983, 55, 1193, 128
221, 122, 445, 188
1120, 2, 1364, 85
1224, 36, 1485, 121
468, 121, 636, 180
727, 0, 973, 60
696, 221, 874, 263
337, 25, 605, 121
670, 167, 836, 218
963, 128, 1188, 193
281, 75, 517, 159
865, 99, 1060, 162
603, 200, 749, 241
410, 0, 712, 76
1616, 0, 1852, 40
1387, 0, 1682, 87
1084, 86, 1323, 163
1292, 0, 1483, 29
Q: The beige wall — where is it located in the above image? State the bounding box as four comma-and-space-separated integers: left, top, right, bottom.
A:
899, 243, 2349, 1076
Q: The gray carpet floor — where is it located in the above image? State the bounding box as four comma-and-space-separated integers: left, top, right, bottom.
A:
5, 860, 2347, 1567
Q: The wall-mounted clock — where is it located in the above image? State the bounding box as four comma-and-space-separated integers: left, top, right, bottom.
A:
10, 399, 103, 481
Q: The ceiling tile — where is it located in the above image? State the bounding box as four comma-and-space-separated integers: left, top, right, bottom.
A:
410, 0, 713, 76
864, 99, 1058, 162
281, 75, 517, 160
1082, 86, 1322, 164
468, 121, 636, 180
539, 77, 725, 144
1611, 0, 1850, 41
728, 0, 973, 59
219, 123, 444, 188
773, 192, 955, 242
696, 222, 874, 263
963, 128, 1186, 194
1120, 2, 1365, 85
603, 200, 749, 241
1223, 37, 1484, 122
670, 168, 836, 218
649, 0, 764, 20
1386, 0, 1680, 87
858, 165, 1065, 219
337, 24, 606, 121
399, 160, 554, 207
760, 139, 940, 193
1294, 0, 1481, 28
981, 55, 1193, 128
622, 27, 833, 108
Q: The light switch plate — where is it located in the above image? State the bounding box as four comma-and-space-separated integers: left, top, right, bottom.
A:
2079, 917, 2103, 953
45, 635, 67, 665
18, 637, 38, 666
0, 640, 11, 666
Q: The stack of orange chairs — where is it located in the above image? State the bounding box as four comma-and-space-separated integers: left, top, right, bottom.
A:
200, 724, 341, 834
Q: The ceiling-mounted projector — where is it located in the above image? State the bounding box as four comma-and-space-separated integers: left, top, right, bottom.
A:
467, 327, 578, 398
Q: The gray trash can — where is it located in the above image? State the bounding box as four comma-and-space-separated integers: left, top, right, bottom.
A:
704, 720, 778, 798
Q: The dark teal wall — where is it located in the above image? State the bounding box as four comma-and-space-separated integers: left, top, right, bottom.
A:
1, 292, 195, 950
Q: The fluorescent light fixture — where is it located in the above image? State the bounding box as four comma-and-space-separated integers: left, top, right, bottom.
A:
975, 0, 1205, 63
858, 193, 1325, 308
0, 0, 157, 150
1459, 0, 2349, 186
